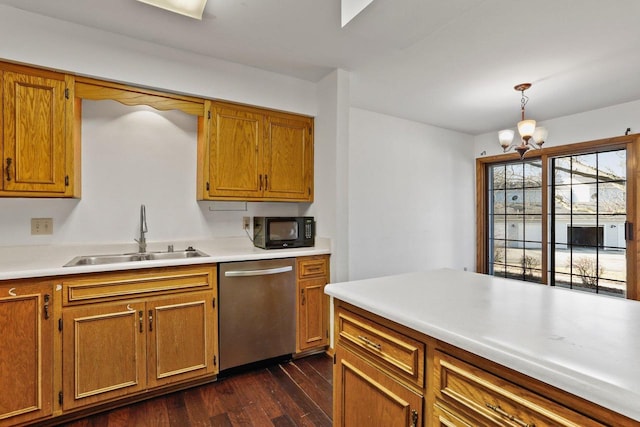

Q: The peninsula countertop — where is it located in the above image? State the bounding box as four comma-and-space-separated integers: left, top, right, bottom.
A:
324, 268, 640, 422
0, 237, 331, 281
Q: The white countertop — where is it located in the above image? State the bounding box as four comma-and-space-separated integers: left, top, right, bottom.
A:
324, 268, 640, 422
0, 237, 331, 280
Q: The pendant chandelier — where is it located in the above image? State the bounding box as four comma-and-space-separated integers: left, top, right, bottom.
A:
498, 83, 548, 159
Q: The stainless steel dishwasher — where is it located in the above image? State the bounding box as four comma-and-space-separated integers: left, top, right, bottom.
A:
218, 257, 296, 371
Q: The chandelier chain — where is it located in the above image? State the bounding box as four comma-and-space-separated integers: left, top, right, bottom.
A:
520, 91, 529, 120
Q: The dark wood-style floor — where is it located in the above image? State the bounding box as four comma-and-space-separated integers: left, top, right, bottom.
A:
63, 354, 333, 427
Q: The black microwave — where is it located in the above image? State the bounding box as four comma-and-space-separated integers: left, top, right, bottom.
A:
253, 217, 315, 249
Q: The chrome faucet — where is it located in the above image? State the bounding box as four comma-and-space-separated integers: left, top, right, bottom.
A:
134, 204, 148, 253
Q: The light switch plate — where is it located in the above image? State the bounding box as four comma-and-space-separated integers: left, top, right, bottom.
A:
31, 218, 53, 235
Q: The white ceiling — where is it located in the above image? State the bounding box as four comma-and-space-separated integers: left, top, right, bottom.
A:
1, 0, 640, 135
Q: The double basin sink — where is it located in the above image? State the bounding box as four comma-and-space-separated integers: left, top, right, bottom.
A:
64, 247, 209, 267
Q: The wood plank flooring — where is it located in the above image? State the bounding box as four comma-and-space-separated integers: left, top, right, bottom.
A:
62, 354, 332, 427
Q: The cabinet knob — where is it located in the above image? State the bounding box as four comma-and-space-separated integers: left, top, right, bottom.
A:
43, 294, 50, 320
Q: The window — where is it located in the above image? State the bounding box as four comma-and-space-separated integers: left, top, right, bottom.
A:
488, 160, 543, 282
551, 150, 627, 296
477, 135, 640, 300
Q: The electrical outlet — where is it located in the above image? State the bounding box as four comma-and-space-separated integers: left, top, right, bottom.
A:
243, 216, 250, 230
31, 218, 53, 235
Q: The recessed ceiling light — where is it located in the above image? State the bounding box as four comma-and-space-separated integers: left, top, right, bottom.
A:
136, 0, 208, 20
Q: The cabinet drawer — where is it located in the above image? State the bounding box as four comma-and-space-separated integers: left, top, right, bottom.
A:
337, 310, 424, 389
434, 351, 604, 427
432, 402, 476, 427
298, 256, 327, 279
62, 265, 216, 305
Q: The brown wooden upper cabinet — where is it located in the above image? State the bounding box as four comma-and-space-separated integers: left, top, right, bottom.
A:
0, 62, 79, 197
198, 101, 314, 202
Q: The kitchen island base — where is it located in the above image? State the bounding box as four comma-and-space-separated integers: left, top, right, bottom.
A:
333, 299, 636, 427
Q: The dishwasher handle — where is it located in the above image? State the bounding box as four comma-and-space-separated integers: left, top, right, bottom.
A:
224, 265, 293, 277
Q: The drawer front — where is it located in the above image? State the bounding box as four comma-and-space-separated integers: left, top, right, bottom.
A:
434, 351, 604, 427
432, 403, 476, 427
337, 310, 424, 388
62, 265, 216, 305
297, 256, 327, 279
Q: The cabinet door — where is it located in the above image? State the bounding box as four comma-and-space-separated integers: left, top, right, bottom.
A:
2, 70, 68, 194
298, 277, 328, 352
0, 283, 53, 426
147, 291, 217, 388
264, 114, 313, 201
208, 104, 264, 199
62, 301, 146, 410
334, 345, 422, 427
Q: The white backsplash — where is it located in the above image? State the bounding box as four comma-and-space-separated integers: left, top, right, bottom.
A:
0, 99, 302, 247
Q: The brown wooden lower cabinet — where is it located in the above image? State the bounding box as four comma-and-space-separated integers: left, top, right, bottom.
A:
334, 345, 422, 427
333, 300, 637, 427
297, 255, 330, 353
61, 290, 216, 411
60, 266, 218, 412
1, 255, 330, 426
0, 280, 54, 427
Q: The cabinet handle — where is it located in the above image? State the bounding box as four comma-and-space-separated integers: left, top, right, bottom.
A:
5, 158, 11, 181
265, 174, 268, 190
8, 287, 16, 296
149, 310, 153, 331
43, 294, 50, 320
485, 403, 535, 427
301, 288, 305, 305
410, 409, 418, 427
259, 174, 263, 190
139, 311, 143, 333
357, 335, 382, 351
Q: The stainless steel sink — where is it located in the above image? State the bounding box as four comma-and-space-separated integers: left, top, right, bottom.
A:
63, 248, 209, 267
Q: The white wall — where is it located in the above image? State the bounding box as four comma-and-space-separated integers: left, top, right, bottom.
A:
475, 99, 640, 157
0, 5, 316, 118
347, 108, 476, 280
0, 100, 300, 247
305, 69, 351, 283
0, 6, 317, 249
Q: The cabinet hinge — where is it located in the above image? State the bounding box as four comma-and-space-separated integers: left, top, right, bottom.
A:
308, 187, 311, 196
206, 182, 210, 191
65, 175, 69, 186
326, 329, 329, 338
213, 355, 217, 366
208, 110, 211, 119
58, 318, 63, 332
58, 391, 63, 405
212, 297, 216, 309
333, 353, 336, 364
64, 88, 69, 99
